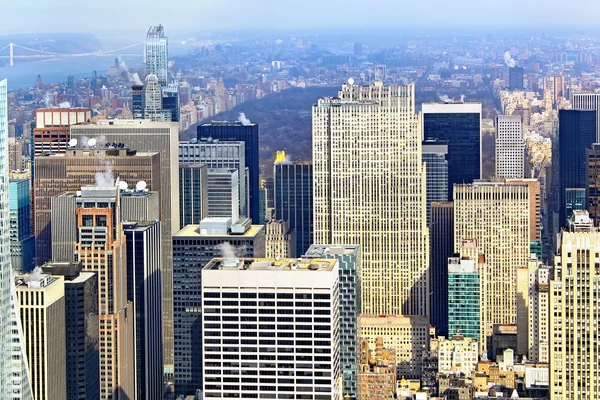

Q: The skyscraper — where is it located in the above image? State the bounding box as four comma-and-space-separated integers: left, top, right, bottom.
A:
264, 220, 295, 258
422, 102, 482, 200
274, 158, 313, 257
179, 164, 208, 228
572, 93, 600, 140
454, 182, 530, 355
145, 25, 168, 88
527, 257, 549, 364
197, 121, 260, 223
495, 115, 525, 179
550, 211, 600, 400
143, 74, 171, 121
447, 256, 480, 340
33, 108, 91, 155
70, 120, 179, 374
314, 82, 429, 316
422, 140, 449, 224
131, 84, 144, 119
0, 78, 33, 400
9, 178, 34, 272
201, 257, 341, 399
207, 169, 239, 221
172, 219, 265, 395
430, 201, 454, 337
558, 109, 597, 225
162, 83, 180, 122
586, 143, 600, 224
509, 66, 524, 90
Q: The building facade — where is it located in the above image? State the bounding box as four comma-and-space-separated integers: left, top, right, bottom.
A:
585, 143, 600, 224
430, 202, 454, 337
314, 82, 429, 317
495, 115, 525, 179
509, 67, 524, 90
447, 256, 480, 340
145, 25, 169, 88
207, 169, 239, 221
422, 140, 449, 224
32, 108, 91, 155
179, 164, 208, 228
9, 178, 34, 272
572, 93, 600, 141
274, 160, 313, 257
437, 336, 479, 376
528, 258, 549, 364
264, 220, 295, 258
201, 257, 341, 400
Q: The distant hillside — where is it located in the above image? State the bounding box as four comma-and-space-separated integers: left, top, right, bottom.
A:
0, 33, 102, 54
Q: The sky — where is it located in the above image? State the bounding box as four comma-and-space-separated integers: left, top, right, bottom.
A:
3, 0, 600, 37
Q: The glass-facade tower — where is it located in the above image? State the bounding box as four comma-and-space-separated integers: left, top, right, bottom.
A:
145, 25, 168, 88
447, 257, 480, 339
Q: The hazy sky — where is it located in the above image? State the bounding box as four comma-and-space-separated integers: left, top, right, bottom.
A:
3, 0, 600, 37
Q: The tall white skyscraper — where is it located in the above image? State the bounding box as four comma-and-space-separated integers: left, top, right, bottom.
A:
495, 115, 525, 179
145, 25, 168, 87
0, 78, 32, 399
313, 82, 429, 316
572, 93, 600, 141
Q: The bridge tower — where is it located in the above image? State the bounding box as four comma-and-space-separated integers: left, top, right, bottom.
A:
9, 43, 13, 67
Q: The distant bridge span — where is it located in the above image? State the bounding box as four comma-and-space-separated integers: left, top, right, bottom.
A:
0, 42, 144, 66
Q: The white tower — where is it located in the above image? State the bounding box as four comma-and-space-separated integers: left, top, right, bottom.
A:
495, 115, 525, 179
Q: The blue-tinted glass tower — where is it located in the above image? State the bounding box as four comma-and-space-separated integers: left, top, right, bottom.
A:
9, 178, 34, 272
447, 256, 480, 340
162, 83, 180, 122
558, 109, 597, 225
131, 84, 144, 119
179, 164, 208, 229
197, 122, 260, 223
422, 139, 449, 225
274, 161, 313, 257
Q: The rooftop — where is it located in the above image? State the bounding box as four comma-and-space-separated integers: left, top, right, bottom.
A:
205, 257, 337, 272
174, 223, 264, 238
201, 121, 257, 127
305, 244, 359, 257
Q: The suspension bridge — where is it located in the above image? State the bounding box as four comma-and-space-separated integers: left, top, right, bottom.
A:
0, 42, 144, 66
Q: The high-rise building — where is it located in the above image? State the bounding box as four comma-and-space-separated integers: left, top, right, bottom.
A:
145, 25, 168, 88
527, 257, 549, 364
40, 261, 99, 400
197, 121, 260, 223
179, 139, 247, 217
304, 245, 360, 398
454, 182, 530, 355
586, 143, 600, 224
8, 137, 23, 171
172, 219, 265, 395
358, 315, 429, 379
495, 115, 525, 179
162, 83, 180, 122
572, 93, 600, 141
123, 221, 163, 400
550, 211, 600, 400
207, 169, 239, 221
558, 109, 596, 225
143, 74, 171, 121
179, 164, 208, 228
201, 257, 341, 399
564, 188, 586, 224
73, 186, 135, 399
553, 74, 565, 104
0, 78, 33, 400
131, 84, 144, 119
34, 146, 160, 265
33, 108, 91, 155
499, 178, 542, 243
509, 67, 524, 90
9, 178, 34, 272
422, 139, 449, 224
314, 82, 429, 316
430, 202, 454, 337
423, 102, 482, 200
70, 120, 179, 373
264, 219, 295, 258
274, 158, 313, 257
15, 273, 66, 400
447, 256, 480, 340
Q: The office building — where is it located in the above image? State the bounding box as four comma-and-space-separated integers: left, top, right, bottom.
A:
430, 202, 454, 337
197, 121, 260, 223
207, 169, 239, 221
558, 109, 596, 225
554, 74, 565, 103
564, 188, 586, 225
304, 245, 361, 398
314, 82, 429, 316
422, 140, 449, 224
586, 143, 600, 224
495, 115, 525, 179
172, 219, 265, 395
454, 182, 530, 355
437, 335, 479, 375
500, 178, 542, 243
162, 83, 180, 122
179, 139, 247, 217
33, 108, 91, 155
145, 25, 169, 88
509, 67, 524, 90
179, 164, 208, 228
15, 273, 66, 400
71, 120, 179, 373
131, 84, 144, 119
550, 211, 600, 400
143, 74, 172, 121
41, 262, 99, 400
9, 178, 34, 272
423, 102, 482, 200
0, 78, 33, 400
274, 157, 313, 257
527, 258, 549, 364
447, 256, 480, 340
572, 93, 600, 140
8, 137, 23, 171
358, 315, 429, 379
264, 219, 295, 258
123, 221, 163, 400
73, 186, 135, 399
201, 257, 341, 399
34, 145, 160, 265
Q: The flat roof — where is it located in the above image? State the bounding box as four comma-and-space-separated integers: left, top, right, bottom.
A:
305, 245, 359, 257
205, 257, 337, 272
174, 224, 264, 238
422, 102, 482, 114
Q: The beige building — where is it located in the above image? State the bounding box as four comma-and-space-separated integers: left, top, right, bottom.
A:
500, 178, 541, 242
15, 273, 66, 400
264, 219, 295, 258
313, 82, 429, 317
550, 211, 600, 400
454, 182, 530, 355
33, 108, 92, 155
8, 137, 23, 171
358, 315, 429, 378
528, 257, 549, 363
437, 335, 480, 376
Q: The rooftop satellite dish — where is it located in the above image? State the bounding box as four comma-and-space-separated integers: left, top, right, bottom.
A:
118, 181, 128, 190
68, 138, 78, 147
135, 181, 147, 191
88, 138, 97, 147
347, 78, 355, 85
